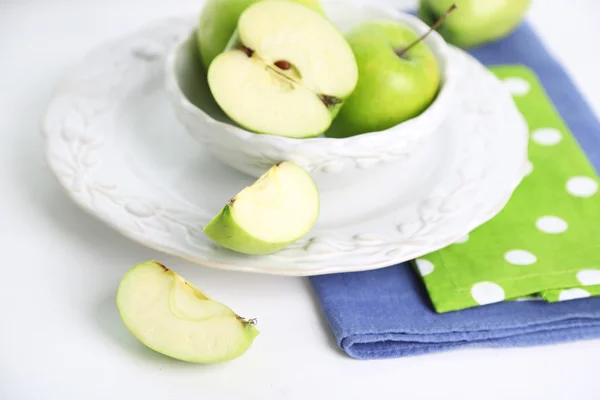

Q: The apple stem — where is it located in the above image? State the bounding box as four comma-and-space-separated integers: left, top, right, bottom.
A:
156, 262, 169, 271
396, 3, 457, 58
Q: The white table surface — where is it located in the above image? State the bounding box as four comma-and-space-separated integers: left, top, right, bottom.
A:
2, 0, 600, 398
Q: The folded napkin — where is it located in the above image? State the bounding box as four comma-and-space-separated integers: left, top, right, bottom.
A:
309, 21, 600, 359
311, 265, 600, 359
417, 64, 600, 313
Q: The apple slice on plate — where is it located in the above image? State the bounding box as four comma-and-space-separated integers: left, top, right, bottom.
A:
204, 161, 319, 255
207, 0, 358, 138
117, 261, 259, 363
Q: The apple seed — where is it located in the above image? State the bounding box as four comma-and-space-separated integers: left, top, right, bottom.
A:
274, 60, 291, 70
239, 45, 254, 57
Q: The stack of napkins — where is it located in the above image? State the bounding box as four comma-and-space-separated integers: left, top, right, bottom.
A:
310, 21, 600, 359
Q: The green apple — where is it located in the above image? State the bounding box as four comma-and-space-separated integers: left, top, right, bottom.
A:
117, 261, 259, 363
418, 0, 531, 48
197, 0, 324, 69
325, 20, 441, 138
204, 161, 319, 255
207, 0, 358, 138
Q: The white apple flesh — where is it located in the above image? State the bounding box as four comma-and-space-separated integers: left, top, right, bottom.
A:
117, 261, 259, 363
207, 0, 358, 138
204, 161, 319, 255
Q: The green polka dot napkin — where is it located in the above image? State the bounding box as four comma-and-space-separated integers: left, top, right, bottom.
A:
416, 65, 600, 313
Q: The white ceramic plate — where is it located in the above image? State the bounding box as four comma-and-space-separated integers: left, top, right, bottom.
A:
42, 16, 529, 276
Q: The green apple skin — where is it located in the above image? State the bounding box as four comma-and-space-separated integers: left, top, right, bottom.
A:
204, 205, 300, 255
197, 0, 324, 69
117, 261, 259, 364
325, 21, 440, 138
204, 162, 320, 255
418, 0, 531, 49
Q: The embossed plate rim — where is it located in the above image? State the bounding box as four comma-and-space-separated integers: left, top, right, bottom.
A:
41, 16, 529, 276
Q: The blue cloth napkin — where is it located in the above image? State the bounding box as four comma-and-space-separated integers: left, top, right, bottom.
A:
309, 21, 600, 360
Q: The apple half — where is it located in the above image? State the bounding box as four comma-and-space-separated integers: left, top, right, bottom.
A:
196, 0, 324, 70
117, 261, 259, 363
207, 0, 358, 138
204, 161, 319, 255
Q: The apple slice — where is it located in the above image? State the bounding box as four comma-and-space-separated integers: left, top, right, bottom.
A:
117, 261, 259, 363
207, 0, 358, 138
204, 161, 319, 255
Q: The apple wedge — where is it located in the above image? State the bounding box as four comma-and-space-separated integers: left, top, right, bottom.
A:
117, 261, 259, 363
204, 161, 319, 255
207, 0, 358, 138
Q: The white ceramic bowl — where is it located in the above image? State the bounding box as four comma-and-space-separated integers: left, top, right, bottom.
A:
165, 0, 455, 190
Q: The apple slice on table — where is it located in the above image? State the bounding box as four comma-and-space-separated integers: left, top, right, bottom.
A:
196, 0, 324, 70
204, 161, 319, 255
207, 0, 358, 138
117, 261, 259, 363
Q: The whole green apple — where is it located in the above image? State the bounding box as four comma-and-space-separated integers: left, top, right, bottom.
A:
418, 0, 531, 48
197, 0, 324, 69
325, 20, 440, 138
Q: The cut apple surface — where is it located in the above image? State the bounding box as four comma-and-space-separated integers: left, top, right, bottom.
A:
196, 0, 324, 69
117, 261, 259, 363
204, 161, 319, 255
207, 0, 358, 138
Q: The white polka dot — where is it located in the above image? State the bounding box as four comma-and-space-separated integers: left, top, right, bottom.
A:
558, 288, 591, 301
524, 160, 534, 176
566, 176, 598, 197
503, 77, 530, 96
454, 234, 469, 244
471, 282, 505, 305
576, 269, 600, 286
505, 250, 537, 265
532, 128, 562, 146
415, 259, 434, 276
536, 216, 568, 234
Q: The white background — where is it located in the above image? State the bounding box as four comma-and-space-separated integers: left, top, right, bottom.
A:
2, 0, 600, 399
